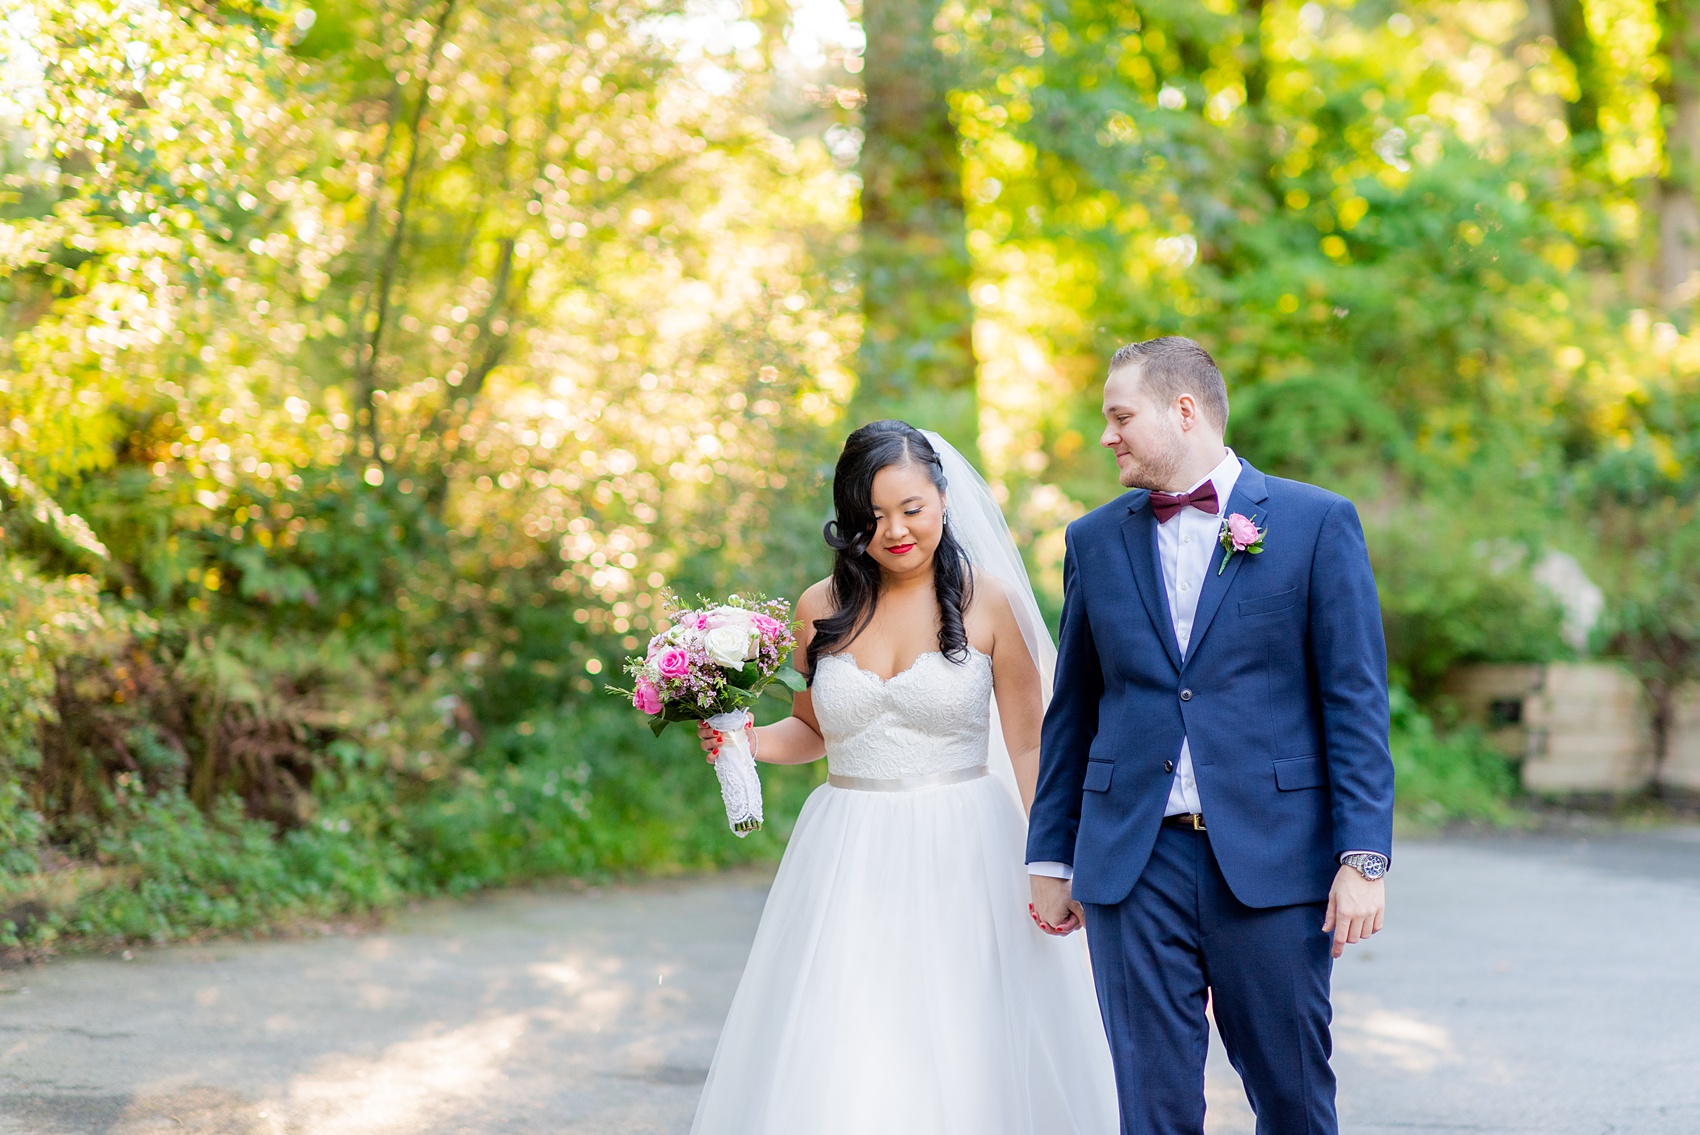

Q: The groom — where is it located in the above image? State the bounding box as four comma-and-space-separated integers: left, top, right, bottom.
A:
1028, 336, 1393, 1134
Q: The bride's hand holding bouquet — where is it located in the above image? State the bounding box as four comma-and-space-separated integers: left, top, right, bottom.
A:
610, 593, 804, 835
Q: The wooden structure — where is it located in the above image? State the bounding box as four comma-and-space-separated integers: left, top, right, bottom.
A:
1663, 686, 1700, 793
1443, 662, 1664, 794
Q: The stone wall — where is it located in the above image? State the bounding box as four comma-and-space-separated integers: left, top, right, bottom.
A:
1663, 686, 1700, 792
1443, 662, 1691, 795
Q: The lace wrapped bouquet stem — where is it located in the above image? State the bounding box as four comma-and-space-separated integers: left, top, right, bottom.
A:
609, 594, 803, 836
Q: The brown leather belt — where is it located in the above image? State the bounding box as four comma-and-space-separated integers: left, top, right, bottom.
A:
1162, 812, 1207, 831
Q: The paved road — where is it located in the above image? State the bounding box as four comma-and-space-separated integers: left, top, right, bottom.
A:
2, 829, 1698, 1135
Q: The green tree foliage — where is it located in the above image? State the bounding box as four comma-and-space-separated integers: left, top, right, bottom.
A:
0, 0, 846, 944
7, 0, 1700, 943
941, 3, 1664, 664
955, 2, 1588, 488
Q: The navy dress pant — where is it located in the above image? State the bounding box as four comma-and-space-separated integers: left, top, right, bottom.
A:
1082, 826, 1337, 1135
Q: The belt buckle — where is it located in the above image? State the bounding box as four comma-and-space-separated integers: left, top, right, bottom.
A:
1190, 813, 1206, 831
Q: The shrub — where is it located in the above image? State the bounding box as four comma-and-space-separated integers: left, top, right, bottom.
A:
1390, 686, 1521, 826
1368, 504, 1569, 697
3, 690, 823, 948
403, 697, 821, 894
65, 788, 301, 943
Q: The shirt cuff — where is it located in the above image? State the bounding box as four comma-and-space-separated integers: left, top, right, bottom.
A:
1027, 861, 1073, 880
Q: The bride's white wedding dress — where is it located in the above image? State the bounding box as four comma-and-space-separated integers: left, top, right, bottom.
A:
691, 646, 1119, 1135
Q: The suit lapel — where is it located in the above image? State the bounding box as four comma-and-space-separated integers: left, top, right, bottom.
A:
1182, 461, 1271, 672
1119, 495, 1184, 672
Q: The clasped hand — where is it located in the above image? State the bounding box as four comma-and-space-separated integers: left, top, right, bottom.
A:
1029, 874, 1085, 936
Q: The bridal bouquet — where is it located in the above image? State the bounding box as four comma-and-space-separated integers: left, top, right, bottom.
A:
611, 594, 803, 836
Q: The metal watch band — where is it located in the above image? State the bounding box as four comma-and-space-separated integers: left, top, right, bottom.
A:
1341, 852, 1388, 880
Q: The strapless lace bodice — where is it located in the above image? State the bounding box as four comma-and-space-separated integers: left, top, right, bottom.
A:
810, 648, 994, 780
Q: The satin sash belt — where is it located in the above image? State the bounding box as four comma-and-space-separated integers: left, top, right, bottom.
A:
827, 765, 988, 792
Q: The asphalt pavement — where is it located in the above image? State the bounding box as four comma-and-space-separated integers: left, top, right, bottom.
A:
2, 827, 1697, 1135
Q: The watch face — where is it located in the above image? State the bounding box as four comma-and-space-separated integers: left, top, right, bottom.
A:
1346, 854, 1385, 880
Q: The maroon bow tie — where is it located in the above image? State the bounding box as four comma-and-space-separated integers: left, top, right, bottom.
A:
1149, 483, 1219, 524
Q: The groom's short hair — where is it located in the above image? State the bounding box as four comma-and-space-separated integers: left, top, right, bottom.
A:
1109, 336, 1229, 431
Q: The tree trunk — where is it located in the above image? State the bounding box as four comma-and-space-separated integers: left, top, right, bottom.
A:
1241, 0, 1269, 110
1658, 0, 1700, 314
1648, 677, 1674, 796
353, 0, 460, 462
1238, 0, 1281, 207
854, 0, 978, 454
1547, 0, 1603, 159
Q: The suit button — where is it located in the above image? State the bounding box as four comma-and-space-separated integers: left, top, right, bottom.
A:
1164, 760, 1175, 773
1180, 689, 1193, 702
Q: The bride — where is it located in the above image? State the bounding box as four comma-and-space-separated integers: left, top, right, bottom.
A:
689, 420, 1119, 1135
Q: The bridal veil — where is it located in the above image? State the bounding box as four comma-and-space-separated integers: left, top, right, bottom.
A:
923, 431, 1056, 810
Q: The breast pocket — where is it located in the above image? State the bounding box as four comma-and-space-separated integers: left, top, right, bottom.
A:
1083, 759, 1114, 792
1238, 587, 1300, 617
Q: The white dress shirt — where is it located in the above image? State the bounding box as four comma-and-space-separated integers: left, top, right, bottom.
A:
1028, 450, 1240, 882
1158, 448, 1241, 815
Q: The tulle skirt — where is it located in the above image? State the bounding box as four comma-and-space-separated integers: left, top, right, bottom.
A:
690, 773, 1120, 1135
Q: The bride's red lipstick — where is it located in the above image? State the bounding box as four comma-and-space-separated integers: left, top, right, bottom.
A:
885, 542, 916, 555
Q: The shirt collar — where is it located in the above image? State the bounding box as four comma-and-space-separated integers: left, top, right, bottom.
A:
1181, 448, 1240, 517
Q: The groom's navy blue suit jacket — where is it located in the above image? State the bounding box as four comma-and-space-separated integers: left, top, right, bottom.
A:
1026, 460, 1395, 909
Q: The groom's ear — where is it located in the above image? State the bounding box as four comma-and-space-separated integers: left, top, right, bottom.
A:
1175, 391, 1201, 430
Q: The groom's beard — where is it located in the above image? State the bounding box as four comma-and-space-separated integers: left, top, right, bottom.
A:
1116, 428, 1187, 490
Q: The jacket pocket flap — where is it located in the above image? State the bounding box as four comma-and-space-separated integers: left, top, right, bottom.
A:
1083, 759, 1114, 792
1273, 755, 1325, 791
1238, 587, 1299, 617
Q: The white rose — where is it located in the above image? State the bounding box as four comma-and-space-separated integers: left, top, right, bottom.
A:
704, 624, 756, 670
704, 605, 754, 628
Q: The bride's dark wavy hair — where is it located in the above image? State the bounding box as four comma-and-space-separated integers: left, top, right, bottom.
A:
807, 420, 973, 680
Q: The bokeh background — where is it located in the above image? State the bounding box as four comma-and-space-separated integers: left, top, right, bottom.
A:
3, 0, 1698, 949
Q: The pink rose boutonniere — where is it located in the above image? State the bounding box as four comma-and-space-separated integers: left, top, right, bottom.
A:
1218, 512, 1268, 574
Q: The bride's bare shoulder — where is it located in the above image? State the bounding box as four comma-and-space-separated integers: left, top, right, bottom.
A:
965, 571, 1021, 654
967, 571, 1013, 617
791, 580, 835, 663
796, 579, 835, 622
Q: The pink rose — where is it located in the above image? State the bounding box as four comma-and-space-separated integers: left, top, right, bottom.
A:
633, 679, 662, 715
656, 648, 691, 679
751, 613, 784, 639
1227, 512, 1261, 551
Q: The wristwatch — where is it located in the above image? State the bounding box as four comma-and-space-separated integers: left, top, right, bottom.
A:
1340, 852, 1388, 881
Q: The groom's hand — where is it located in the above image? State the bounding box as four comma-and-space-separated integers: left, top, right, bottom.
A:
1029, 875, 1085, 936
1322, 866, 1385, 959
